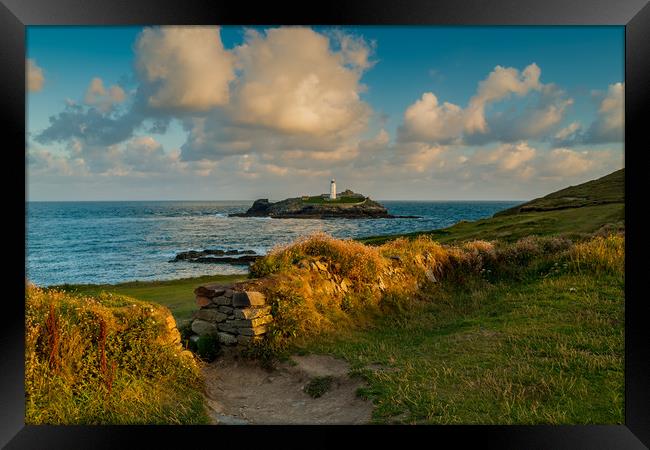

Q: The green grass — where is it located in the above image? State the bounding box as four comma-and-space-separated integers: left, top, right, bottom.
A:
26, 287, 210, 424
496, 168, 624, 216
52, 274, 247, 321
302, 195, 365, 204
296, 268, 624, 424
360, 203, 624, 246
304, 376, 334, 398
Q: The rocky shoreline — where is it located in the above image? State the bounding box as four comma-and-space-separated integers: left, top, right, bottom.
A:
170, 249, 261, 265
229, 191, 420, 219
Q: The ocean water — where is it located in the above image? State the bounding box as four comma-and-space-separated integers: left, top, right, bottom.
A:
26, 200, 522, 286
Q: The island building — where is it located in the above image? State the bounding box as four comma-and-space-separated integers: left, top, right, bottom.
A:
330, 179, 337, 200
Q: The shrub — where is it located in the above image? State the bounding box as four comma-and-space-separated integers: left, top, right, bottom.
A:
570, 234, 624, 276
25, 287, 208, 424
195, 334, 221, 362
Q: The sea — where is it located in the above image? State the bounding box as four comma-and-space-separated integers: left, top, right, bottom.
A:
26, 200, 522, 286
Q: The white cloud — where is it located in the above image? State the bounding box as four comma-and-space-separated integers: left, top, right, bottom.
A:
464, 63, 542, 134
553, 83, 624, 146
135, 26, 235, 112
27, 59, 45, 92
229, 27, 372, 136
84, 77, 126, 112
398, 63, 570, 146
398, 93, 464, 144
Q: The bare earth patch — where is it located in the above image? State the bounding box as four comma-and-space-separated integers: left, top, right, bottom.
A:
202, 350, 373, 424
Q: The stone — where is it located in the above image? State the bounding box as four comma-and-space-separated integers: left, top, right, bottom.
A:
213, 296, 232, 306
194, 284, 226, 298
189, 334, 200, 344
232, 291, 266, 307
217, 332, 238, 345
223, 288, 235, 298
194, 309, 228, 323
217, 322, 238, 334
218, 305, 234, 314
236, 335, 263, 345
233, 306, 272, 320
231, 315, 273, 328
196, 295, 212, 307
191, 319, 218, 336
238, 325, 268, 336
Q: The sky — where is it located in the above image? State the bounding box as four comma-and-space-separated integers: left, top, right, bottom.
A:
26, 26, 624, 201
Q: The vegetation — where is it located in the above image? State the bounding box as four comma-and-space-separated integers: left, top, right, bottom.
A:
304, 376, 334, 398
245, 230, 624, 424
25, 287, 210, 424
360, 203, 624, 246
495, 168, 624, 216
302, 195, 365, 204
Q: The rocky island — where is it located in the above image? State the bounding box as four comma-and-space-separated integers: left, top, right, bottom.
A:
230, 188, 418, 219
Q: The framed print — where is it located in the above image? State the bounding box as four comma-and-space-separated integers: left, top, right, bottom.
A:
3, 0, 649, 447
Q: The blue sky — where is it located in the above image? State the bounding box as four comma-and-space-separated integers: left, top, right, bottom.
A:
26, 26, 624, 201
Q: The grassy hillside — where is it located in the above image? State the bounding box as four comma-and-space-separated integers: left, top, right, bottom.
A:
495, 168, 624, 216
361, 203, 624, 246
361, 169, 624, 246
248, 232, 624, 424
25, 286, 209, 424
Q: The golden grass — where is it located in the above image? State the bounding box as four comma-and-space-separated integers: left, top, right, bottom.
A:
25, 286, 208, 424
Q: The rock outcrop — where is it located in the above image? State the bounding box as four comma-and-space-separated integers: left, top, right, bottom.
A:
229, 191, 418, 219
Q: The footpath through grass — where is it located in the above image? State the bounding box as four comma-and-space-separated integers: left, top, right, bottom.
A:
297, 270, 623, 424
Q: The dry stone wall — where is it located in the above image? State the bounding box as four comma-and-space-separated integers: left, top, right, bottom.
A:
190, 282, 272, 346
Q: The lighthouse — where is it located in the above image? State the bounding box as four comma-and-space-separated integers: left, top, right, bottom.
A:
330, 179, 337, 200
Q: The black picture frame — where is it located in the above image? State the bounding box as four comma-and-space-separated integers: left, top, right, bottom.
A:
3, 0, 649, 447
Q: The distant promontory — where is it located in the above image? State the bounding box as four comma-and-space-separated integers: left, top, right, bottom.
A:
229, 189, 418, 219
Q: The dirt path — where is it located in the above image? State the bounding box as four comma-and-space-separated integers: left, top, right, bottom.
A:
202, 350, 373, 424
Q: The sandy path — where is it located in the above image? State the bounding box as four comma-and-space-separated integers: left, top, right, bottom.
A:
202, 350, 373, 425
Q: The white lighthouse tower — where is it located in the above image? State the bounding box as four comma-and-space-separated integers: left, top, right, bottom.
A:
330, 179, 337, 200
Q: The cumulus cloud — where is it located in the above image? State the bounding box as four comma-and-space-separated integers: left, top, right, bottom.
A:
135, 26, 235, 112
27, 59, 45, 92
398, 63, 570, 146
84, 77, 126, 112
397, 92, 464, 144
464, 63, 542, 134
180, 27, 374, 164
36, 103, 140, 147
229, 27, 372, 136
552, 83, 624, 146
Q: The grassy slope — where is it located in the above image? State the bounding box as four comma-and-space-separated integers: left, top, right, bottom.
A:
361, 203, 624, 246
299, 269, 623, 424
59, 274, 247, 321
495, 168, 624, 216
361, 169, 624, 246
302, 195, 364, 204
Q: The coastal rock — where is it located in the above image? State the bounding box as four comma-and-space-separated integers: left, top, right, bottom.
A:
231, 315, 273, 328
194, 284, 226, 298
217, 322, 239, 334
218, 305, 234, 315
191, 319, 218, 336
238, 325, 268, 336
232, 291, 266, 308
194, 309, 228, 323
233, 306, 272, 320
217, 332, 238, 346
228, 191, 415, 219
173, 250, 260, 265
213, 296, 232, 306
196, 296, 212, 307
